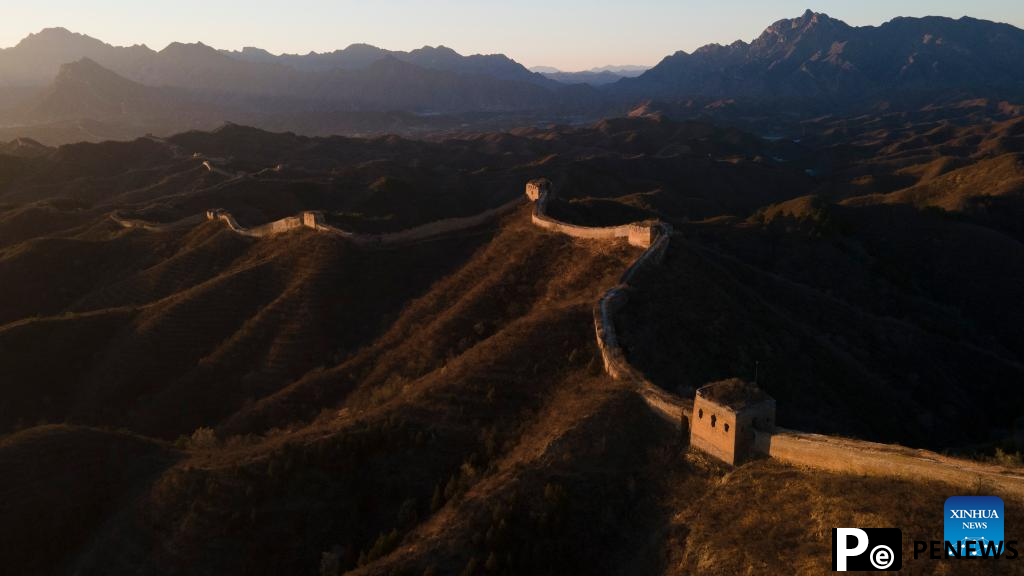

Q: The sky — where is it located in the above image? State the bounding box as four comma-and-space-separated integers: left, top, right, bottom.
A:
2, 1, 1022, 71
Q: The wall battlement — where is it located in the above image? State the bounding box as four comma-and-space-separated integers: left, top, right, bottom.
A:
524, 178, 661, 248
691, 379, 775, 465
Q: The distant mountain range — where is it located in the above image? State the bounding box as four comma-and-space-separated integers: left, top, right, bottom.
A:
0, 11, 1022, 143
530, 65, 649, 86
613, 10, 1024, 108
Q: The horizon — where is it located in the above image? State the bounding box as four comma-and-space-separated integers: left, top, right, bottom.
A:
3, 1, 1023, 71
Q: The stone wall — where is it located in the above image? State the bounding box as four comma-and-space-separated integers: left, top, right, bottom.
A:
691, 393, 775, 466
691, 401, 740, 465
204, 209, 302, 238
531, 210, 660, 248
764, 429, 1024, 499
526, 178, 1024, 498
346, 197, 524, 246
123, 180, 1024, 497
197, 197, 524, 246
526, 179, 659, 249
302, 211, 325, 228
523, 179, 682, 424
110, 211, 204, 232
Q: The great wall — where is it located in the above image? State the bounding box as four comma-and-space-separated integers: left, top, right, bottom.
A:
202, 198, 524, 246
523, 177, 1024, 499
111, 172, 1024, 499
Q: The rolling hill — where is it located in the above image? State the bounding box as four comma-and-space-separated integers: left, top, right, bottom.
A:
1, 111, 1024, 574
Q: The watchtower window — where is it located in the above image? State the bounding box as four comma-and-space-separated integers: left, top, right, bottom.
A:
698, 409, 703, 419
711, 415, 717, 428
724, 423, 730, 433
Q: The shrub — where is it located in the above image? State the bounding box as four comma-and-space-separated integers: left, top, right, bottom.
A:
360, 528, 400, 565
319, 550, 340, 576
398, 497, 418, 529
994, 447, 1023, 467
430, 484, 444, 512
188, 427, 219, 449
458, 556, 479, 576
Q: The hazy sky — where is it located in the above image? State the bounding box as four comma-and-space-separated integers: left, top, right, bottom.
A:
3, 1, 1022, 70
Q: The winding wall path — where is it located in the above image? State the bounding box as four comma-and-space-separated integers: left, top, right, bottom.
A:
113, 197, 524, 247
109, 212, 205, 232
524, 178, 1024, 499
204, 198, 524, 246
111, 174, 1024, 498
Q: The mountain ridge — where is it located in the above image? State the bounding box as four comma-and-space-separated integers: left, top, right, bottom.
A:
0, 12, 1022, 144
613, 10, 1024, 107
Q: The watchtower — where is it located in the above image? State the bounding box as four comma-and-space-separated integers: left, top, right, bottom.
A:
525, 178, 551, 202
690, 379, 775, 465
302, 211, 324, 229
626, 223, 658, 248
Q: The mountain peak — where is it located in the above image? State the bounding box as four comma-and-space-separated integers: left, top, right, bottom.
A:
410, 45, 461, 58
158, 41, 230, 64
60, 56, 102, 71
162, 41, 214, 52
241, 46, 273, 57
750, 9, 849, 52
53, 57, 137, 87
34, 27, 75, 38
15, 27, 104, 50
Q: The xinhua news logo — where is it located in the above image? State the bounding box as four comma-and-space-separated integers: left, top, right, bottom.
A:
832, 528, 902, 571
945, 496, 1004, 557
912, 495, 1019, 560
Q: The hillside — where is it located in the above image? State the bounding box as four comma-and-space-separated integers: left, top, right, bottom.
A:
2, 115, 1024, 574
2, 115, 1022, 447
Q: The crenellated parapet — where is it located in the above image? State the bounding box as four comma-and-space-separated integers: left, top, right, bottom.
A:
525, 179, 664, 249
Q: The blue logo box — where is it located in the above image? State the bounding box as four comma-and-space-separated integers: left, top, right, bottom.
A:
945, 496, 1005, 557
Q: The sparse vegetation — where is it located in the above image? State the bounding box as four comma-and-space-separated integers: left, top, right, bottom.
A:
3, 105, 1024, 575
